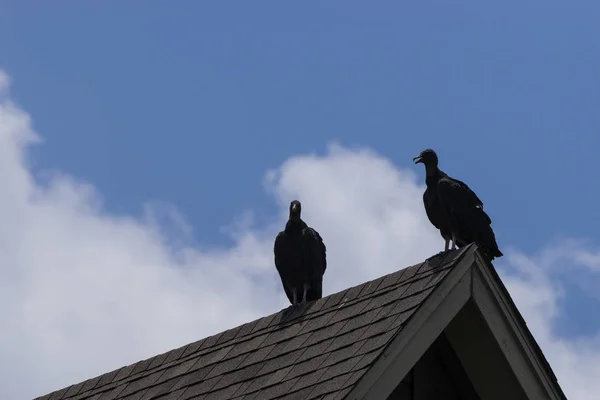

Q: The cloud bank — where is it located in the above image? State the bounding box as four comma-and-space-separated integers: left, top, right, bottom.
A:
0, 72, 598, 399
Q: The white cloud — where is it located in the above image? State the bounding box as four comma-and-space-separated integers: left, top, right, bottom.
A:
0, 71, 598, 400
499, 244, 600, 399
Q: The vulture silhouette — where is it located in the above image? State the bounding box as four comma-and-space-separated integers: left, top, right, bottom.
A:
413, 149, 503, 260
274, 200, 327, 305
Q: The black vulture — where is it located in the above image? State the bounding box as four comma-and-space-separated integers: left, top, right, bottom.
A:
274, 200, 327, 305
413, 149, 503, 260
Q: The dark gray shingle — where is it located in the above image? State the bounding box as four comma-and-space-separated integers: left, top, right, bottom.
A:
35, 248, 468, 400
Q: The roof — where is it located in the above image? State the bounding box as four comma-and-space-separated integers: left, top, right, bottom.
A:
36, 247, 471, 400
36, 244, 567, 400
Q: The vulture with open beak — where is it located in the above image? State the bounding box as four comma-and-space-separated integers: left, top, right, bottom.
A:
413, 149, 503, 260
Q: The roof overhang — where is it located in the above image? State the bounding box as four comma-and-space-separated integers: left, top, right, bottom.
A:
346, 245, 567, 400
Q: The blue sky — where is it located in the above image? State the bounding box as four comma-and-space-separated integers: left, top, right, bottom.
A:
2, 1, 599, 249
0, 2, 599, 399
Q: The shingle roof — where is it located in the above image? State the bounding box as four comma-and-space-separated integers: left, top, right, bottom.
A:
36, 248, 471, 400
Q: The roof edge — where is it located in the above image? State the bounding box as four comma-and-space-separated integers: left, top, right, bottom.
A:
471, 250, 567, 400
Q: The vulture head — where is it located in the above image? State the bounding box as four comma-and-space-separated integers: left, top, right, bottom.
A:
413, 149, 438, 167
289, 200, 302, 220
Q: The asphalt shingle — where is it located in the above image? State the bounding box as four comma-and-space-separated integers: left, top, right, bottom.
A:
36, 247, 469, 400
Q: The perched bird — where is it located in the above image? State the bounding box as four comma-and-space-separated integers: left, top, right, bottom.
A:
274, 200, 327, 305
413, 149, 503, 260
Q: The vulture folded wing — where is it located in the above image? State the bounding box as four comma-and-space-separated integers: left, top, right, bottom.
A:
451, 177, 485, 207
309, 228, 327, 274
437, 175, 500, 258
274, 231, 294, 304
437, 176, 491, 225
302, 227, 327, 300
423, 189, 442, 229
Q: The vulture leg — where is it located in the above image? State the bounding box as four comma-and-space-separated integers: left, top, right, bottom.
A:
444, 238, 450, 252
451, 233, 457, 250
292, 288, 298, 305
302, 283, 309, 303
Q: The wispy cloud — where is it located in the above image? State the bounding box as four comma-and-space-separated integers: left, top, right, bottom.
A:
499, 244, 600, 399
0, 71, 597, 399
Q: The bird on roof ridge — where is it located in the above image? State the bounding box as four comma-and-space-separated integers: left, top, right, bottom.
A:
413, 148, 503, 261
273, 200, 327, 305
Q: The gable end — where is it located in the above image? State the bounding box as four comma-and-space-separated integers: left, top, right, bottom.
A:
347, 246, 566, 400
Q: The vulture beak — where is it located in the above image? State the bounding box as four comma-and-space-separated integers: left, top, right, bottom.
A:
291, 203, 298, 213
413, 155, 423, 164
